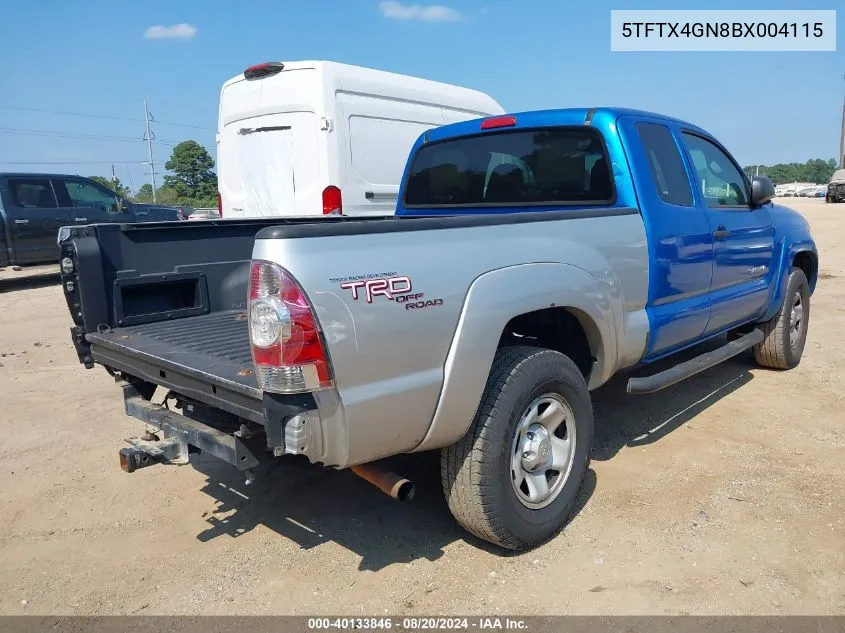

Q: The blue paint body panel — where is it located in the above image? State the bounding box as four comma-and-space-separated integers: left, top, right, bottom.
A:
394, 107, 818, 367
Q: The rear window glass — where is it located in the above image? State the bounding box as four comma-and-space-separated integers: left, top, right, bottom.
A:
403, 127, 614, 207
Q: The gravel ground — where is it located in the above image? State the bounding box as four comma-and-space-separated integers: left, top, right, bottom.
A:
0, 198, 842, 615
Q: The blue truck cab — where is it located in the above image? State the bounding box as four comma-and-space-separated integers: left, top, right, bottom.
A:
396, 107, 818, 372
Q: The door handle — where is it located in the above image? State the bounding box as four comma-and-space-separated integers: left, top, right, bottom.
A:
74, 217, 88, 222
365, 191, 398, 200
712, 226, 731, 239
13, 219, 29, 225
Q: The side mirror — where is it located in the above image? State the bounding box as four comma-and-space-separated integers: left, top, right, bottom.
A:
750, 176, 775, 207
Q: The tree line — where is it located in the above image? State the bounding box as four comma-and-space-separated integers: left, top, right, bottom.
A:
90, 140, 218, 209
743, 158, 840, 185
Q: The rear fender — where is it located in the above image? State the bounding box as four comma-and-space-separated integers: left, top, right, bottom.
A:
412, 262, 619, 452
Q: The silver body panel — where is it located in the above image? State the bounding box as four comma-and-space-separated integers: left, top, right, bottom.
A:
252, 212, 649, 466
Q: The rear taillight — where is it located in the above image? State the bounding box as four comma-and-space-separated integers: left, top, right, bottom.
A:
218, 192, 223, 217
248, 260, 333, 393
322, 185, 342, 215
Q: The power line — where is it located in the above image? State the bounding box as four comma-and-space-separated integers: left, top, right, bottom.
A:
123, 162, 136, 193
0, 104, 138, 122
155, 119, 215, 131
0, 126, 137, 140
0, 159, 157, 165
0, 126, 177, 145
0, 104, 215, 131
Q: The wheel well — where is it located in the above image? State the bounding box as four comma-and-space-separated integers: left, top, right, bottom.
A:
793, 251, 817, 288
499, 307, 595, 379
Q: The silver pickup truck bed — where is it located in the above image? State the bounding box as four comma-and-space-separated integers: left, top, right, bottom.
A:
87, 310, 263, 422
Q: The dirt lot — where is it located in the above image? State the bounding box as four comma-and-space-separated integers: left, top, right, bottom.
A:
0, 198, 842, 616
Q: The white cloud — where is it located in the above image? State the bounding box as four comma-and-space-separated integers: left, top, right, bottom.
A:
144, 23, 198, 40
379, 1, 462, 22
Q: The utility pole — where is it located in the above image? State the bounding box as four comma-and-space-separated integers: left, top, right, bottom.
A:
839, 74, 845, 168
143, 98, 159, 202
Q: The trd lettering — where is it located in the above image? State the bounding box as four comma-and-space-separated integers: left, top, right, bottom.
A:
339, 275, 412, 303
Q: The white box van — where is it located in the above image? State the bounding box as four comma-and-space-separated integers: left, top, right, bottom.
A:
216, 60, 504, 218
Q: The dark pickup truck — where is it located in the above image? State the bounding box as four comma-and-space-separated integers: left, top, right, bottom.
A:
1, 173, 184, 269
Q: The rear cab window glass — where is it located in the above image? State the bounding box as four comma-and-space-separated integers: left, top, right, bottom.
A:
9, 179, 57, 209
636, 123, 693, 207
403, 127, 614, 208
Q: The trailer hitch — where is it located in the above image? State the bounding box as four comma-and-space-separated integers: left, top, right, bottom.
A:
119, 436, 187, 473
118, 383, 265, 477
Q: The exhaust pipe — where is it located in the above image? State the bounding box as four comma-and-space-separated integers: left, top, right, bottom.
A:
351, 463, 415, 502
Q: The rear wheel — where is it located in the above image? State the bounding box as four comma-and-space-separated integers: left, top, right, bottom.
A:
441, 346, 593, 550
754, 267, 810, 370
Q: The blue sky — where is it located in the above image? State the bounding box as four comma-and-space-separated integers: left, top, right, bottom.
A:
0, 0, 842, 192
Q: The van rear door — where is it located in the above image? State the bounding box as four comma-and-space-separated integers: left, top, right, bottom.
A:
218, 65, 322, 218
220, 112, 320, 217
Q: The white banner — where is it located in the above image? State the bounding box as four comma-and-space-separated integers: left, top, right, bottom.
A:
611, 10, 836, 51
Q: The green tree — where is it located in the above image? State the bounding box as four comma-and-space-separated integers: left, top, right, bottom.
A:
742, 158, 838, 185
163, 140, 217, 200
153, 186, 184, 206
89, 175, 129, 198
133, 183, 154, 202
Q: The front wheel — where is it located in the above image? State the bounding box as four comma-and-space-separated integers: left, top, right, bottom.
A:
441, 346, 593, 550
754, 267, 810, 370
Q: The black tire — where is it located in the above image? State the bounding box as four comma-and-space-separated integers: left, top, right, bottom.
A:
754, 267, 810, 370
441, 346, 593, 550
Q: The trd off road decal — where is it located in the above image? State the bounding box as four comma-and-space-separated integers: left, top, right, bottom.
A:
330, 274, 443, 310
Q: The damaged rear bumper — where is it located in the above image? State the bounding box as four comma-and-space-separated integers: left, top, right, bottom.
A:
119, 383, 267, 473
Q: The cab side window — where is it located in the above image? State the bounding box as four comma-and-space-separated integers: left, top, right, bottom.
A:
636, 123, 693, 207
9, 179, 57, 209
681, 133, 749, 207
61, 180, 118, 212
